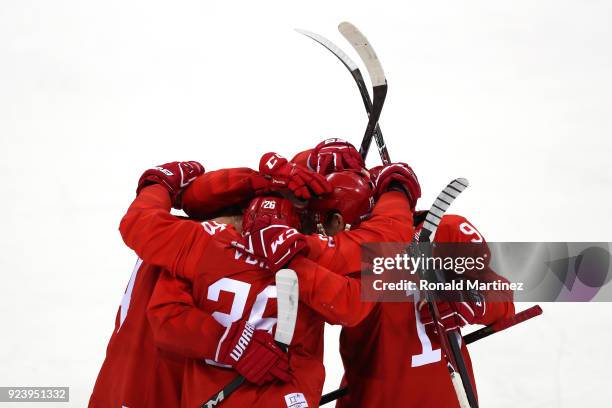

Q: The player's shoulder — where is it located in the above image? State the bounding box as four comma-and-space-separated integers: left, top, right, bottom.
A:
439, 214, 470, 229
437, 214, 485, 243
197, 222, 269, 275
199, 220, 239, 239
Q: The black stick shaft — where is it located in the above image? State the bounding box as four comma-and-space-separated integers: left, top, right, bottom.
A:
200, 375, 245, 408
447, 330, 479, 407
352, 70, 390, 164
319, 387, 349, 405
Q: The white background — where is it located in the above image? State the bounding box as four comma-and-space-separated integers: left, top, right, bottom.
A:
1, 0, 611, 406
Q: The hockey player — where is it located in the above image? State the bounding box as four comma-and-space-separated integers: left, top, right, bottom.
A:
120, 160, 382, 407
179, 155, 422, 343
120, 145, 420, 407
289, 139, 516, 407
179, 139, 513, 407
89, 160, 329, 408
88, 259, 187, 408
178, 142, 422, 339
183, 142, 421, 280
331, 211, 515, 407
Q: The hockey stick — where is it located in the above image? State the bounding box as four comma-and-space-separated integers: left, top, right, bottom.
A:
338, 22, 389, 165
295, 28, 390, 164
416, 178, 477, 408
201, 269, 299, 408
319, 387, 349, 405
463, 304, 542, 344
319, 305, 543, 405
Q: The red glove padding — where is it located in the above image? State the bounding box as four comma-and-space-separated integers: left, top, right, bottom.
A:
370, 162, 421, 209
418, 291, 486, 332
256, 152, 331, 200
307, 138, 366, 175
233, 225, 307, 273
137, 161, 205, 208
216, 321, 291, 385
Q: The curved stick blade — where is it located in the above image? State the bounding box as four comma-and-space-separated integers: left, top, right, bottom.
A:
338, 22, 386, 87
418, 178, 469, 242
295, 28, 359, 72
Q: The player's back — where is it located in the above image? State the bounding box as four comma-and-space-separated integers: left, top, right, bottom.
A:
337, 299, 475, 407
180, 227, 327, 408
336, 214, 483, 407
89, 260, 184, 408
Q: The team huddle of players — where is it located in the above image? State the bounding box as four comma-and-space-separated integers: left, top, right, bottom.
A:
89, 138, 515, 407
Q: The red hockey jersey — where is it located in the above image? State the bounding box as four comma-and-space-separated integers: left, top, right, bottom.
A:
90, 168, 259, 408
121, 185, 374, 408
335, 214, 515, 408
88, 260, 185, 408
182, 172, 416, 327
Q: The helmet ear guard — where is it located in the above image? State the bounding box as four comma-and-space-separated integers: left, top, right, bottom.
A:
312, 210, 342, 236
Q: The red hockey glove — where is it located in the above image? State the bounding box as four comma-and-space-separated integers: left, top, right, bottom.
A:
418, 291, 486, 332
233, 225, 308, 273
137, 161, 205, 208
216, 321, 291, 385
307, 138, 366, 175
370, 162, 421, 209
255, 152, 331, 200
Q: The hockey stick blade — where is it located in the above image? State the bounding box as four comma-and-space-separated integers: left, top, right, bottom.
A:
295, 28, 390, 164
200, 269, 299, 407
418, 178, 469, 243
338, 22, 389, 164
295, 28, 359, 72
338, 22, 386, 87
275, 268, 299, 348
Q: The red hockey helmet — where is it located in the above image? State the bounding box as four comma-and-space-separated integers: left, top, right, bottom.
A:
242, 195, 301, 235
309, 170, 374, 230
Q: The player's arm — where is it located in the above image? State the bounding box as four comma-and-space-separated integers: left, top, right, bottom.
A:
148, 270, 291, 385
473, 266, 515, 325
231, 196, 374, 327
302, 191, 415, 275
181, 153, 330, 220
181, 167, 259, 220
119, 162, 217, 280
421, 215, 515, 329
442, 215, 515, 323
348, 190, 414, 243
289, 256, 374, 327
147, 270, 226, 359
303, 161, 419, 275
